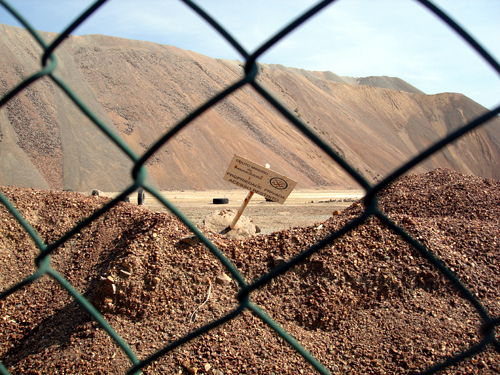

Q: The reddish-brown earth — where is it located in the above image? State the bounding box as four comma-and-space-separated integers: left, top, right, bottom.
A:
1, 23, 500, 192
0, 168, 499, 374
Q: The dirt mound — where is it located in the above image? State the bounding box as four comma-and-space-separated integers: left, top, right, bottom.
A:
377, 168, 500, 220
202, 209, 258, 239
0, 169, 499, 374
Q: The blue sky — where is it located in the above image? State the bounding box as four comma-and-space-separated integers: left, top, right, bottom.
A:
1, 0, 499, 110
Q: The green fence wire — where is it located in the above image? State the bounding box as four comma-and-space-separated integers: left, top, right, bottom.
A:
0, 0, 499, 373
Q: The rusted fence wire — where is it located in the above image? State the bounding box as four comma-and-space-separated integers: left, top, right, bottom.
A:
0, 0, 499, 374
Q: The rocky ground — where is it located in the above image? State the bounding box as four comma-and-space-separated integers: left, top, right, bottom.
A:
0, 169, 499, 374
135, 189, 362, 236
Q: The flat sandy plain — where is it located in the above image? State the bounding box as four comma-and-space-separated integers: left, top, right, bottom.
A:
104, 189, 365, 235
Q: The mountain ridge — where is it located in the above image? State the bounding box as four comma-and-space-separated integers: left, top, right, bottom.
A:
1, 23, 499, 191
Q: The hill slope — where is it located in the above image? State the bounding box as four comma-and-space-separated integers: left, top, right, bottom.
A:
1, 24, 499, 191
0, 169, 498, 373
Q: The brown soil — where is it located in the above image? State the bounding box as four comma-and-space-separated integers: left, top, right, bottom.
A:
108, 189, 364, 235
0, 168, 499, 374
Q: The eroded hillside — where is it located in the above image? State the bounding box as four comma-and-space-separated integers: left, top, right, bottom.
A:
1, 24, 499, 191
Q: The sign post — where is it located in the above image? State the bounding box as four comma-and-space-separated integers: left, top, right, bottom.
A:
230, 191, 254, 229
223, 154, 297, 229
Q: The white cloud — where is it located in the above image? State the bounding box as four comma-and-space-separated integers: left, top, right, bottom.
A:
1, 0, 498, 108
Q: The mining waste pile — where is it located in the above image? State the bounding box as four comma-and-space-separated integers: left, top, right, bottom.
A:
2, 23, 500, 193
0, 168, 499, 374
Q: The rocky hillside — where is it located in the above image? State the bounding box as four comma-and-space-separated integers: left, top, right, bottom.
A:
1, 23, 499, 191
0, 169, 498, 374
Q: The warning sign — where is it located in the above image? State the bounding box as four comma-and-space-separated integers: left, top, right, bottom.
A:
223, 155, 297, 204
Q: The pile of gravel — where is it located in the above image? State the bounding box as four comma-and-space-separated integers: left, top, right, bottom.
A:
0, 168, 498, 374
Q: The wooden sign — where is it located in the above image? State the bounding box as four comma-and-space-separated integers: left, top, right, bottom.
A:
223, 154, 297, 204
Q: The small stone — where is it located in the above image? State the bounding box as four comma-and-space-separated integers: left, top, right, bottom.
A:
180, 360, 198, 374
216, 273, 232, 285
402, 216, 415, 225
204, 363, 211, 372
119, 269, 131, 278
273, 257, 285, 267
333, 210, 342, 216
310, 258, 324, 270
181, 235, 200, 245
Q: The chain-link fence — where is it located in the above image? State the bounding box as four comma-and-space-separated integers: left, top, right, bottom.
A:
0, 0, 499, 374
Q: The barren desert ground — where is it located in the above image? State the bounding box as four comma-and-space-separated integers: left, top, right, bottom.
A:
102, 189, 365, 235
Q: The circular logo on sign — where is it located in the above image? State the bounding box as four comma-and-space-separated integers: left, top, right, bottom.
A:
270, 177, 288, 190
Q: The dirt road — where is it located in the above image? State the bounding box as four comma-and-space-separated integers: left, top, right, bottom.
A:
109, 189, 365, 234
